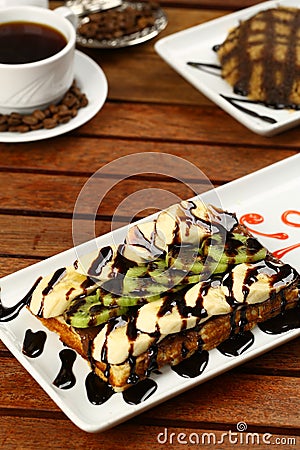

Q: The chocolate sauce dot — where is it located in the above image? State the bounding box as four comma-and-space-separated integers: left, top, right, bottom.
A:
85, 372, 114, 405
22, 329, 47, 358
258, 308, 300, 335
122, 378, 157, 405
217, 331, 254, 357
53, 349, 76, 390
171, 350, 209, 378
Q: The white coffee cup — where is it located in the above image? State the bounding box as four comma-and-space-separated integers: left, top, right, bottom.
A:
0, 6, 76, 114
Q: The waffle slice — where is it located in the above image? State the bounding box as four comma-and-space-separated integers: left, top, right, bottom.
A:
27, 200, 300, 391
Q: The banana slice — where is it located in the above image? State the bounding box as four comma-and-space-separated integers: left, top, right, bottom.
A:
29, 266, 97, 318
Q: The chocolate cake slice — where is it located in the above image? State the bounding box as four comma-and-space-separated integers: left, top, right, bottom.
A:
216, 7, 300, 108
27, 200, 300, 391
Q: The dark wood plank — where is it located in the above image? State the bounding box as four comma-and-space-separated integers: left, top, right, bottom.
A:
141, 372, 300, 429
0, 137, 296, 178
0, 217, 125, 261
1, 356, 299, 429
241, 338, 300, 375
0, 257, 42, 278
1, 417, 298, 450
0, 172, 199, 217
77, 102, 300, 147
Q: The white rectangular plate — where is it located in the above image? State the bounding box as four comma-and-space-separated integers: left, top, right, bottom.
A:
1, 154, 300, 432
155, 0, 300, 136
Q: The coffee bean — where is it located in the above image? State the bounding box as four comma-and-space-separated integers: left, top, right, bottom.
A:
33, 109, 46, 121
49, 104, 58, 114
58, 109, 73, 118
62, 93, 77, 108
0, 115, 7, 125
30, 123, 44, 131
78, 2, 159, 41
0, 79, 88, 134
8, 125, 30, 133
43, 118, 58, 129
80, 95, 88, 107
43, 108, 51, 118
8, 112, 22, 126
58, 115, 72, 124
22, 115, 39, 126
70, 108, 78, 118
58, 104, 68, 112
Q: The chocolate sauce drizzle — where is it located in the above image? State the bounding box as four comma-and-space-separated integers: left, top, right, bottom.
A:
187, 60, 222, 76
220, 95, 277, 124
53, 349, 77, 390
186, 58, 278, 123
88, 244, 137, 296
22, 329, 47, 358
0, 277, 42, 322
88, 246, 114, 277
258, 306, 300, 334
218, 259, 299, 356
38, 268, 67, 317
42, 268, 66, 296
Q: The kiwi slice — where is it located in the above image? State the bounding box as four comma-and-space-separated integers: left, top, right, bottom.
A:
201, 233, 267, 266
66, 231, 268, 328
65, 292, 129, 328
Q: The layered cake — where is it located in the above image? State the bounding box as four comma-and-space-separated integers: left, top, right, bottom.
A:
216, 7, 300, 108
27, 200, 300, 391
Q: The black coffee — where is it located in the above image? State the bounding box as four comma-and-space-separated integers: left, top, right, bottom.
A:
0, 21, 67, 64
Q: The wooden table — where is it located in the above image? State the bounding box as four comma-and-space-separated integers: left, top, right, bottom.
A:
1, 0, 300, 448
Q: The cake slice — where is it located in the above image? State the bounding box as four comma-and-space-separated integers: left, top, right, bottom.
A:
216, 6, 300, 108
27, 200, 300, 391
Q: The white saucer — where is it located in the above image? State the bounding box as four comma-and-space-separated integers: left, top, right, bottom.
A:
0, 50, 108, 143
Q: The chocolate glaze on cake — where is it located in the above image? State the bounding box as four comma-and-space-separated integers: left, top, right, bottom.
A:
217, 7, 300, 109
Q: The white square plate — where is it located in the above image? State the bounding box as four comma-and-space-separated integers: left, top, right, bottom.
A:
1, 154, 300, 432
155, 0, 300, 136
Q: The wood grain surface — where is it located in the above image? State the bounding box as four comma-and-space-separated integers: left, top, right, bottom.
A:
0, 1, 299, 449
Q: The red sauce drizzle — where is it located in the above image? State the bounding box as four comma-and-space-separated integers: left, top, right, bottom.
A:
281, 210, 300, 228
240, 211, 300, 259
239, 213, 288, 240
272, 243, 300, 259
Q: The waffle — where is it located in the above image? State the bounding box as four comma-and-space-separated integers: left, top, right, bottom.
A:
27, 201, 300, 391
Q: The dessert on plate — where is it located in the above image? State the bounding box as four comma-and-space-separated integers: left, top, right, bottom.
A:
216, 6, 300, 108
28, 199, 300, 391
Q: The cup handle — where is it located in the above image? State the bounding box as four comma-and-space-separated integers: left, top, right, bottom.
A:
54, 6, 78, 29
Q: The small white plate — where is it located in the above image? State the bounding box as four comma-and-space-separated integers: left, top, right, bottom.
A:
0, 154, 300, 432
155, 0, 300, 136
0, 50, 108, 143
